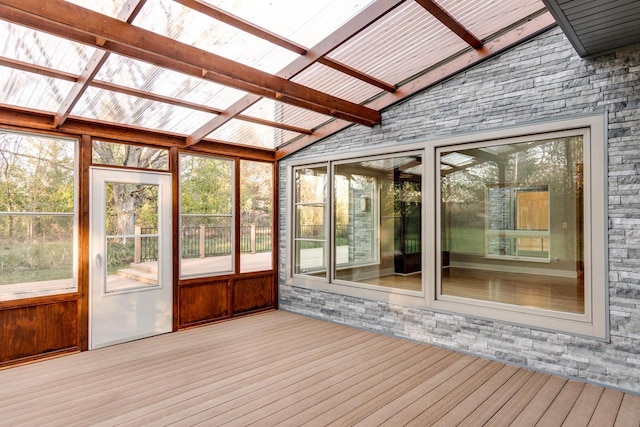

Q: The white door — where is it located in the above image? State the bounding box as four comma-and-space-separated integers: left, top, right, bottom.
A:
90, 167, 172, 349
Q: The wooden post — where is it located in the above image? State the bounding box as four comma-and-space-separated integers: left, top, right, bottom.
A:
251, 225, 256, 254
134, 225, 141, 264
199, 224, 206, 258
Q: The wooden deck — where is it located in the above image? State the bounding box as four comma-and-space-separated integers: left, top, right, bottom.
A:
0, 311, 638, 426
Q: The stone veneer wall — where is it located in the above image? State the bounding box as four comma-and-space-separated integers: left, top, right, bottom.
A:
278, 27, 640, 393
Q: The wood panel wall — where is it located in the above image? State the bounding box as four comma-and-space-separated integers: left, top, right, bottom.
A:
178, 272, 276, 328
0, 296, 81, 367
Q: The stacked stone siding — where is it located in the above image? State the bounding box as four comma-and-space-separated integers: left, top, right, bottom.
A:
278, 27, 640, 393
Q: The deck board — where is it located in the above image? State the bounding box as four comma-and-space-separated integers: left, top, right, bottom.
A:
0, 310, 637, 426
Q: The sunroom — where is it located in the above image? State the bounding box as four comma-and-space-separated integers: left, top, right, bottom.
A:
1, 0, 640, 422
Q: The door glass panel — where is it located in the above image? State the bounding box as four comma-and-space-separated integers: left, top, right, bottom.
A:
104, 182, 159, 293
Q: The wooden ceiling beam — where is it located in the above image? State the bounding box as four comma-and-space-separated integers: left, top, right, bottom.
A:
414, 0, 483, 49
318, 57, 396, 93
0, 57, 78, 82
0, 103, 276, 160
54, 0, 147, 128
174, 0, 307, 55
186, 0, 406, 147
0, 0, 380, 128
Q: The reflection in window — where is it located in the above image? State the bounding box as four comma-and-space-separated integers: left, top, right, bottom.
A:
180, 154, 233, 277
0, 131, 76, 300
486, 185, 549, 260
240, 160, 273, 273
293, 166, 327, 277
104, 182, 159, 292
333, 156, 422, 291
440, 135, 584, 314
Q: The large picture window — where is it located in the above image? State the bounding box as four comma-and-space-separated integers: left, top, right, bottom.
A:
439, 134, 584, 313
434, 116, 606, 338
0, 131, 77, 300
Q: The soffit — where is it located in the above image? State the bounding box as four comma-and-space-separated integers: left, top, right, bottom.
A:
0, 0, 553, 156
542, 0, 640, 57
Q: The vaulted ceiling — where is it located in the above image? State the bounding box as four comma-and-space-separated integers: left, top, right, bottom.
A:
0, 0, 557, 158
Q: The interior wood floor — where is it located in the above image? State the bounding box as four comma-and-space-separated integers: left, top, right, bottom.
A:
442, 267, 584, 314
1, 311, 638, 426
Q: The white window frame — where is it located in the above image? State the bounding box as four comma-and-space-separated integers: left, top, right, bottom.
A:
286, 113, 607, 339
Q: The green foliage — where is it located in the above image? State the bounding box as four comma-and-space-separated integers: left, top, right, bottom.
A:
0, 241, 73, 285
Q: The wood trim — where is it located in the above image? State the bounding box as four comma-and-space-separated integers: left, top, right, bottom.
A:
78, 135, 91, 351
414, 0, 483, 49
0, 0, 380, 128
0, 56, 78, 81
0, 292, 79, 311
0, 104, 277, 160
276, 11, 556, 159
170, 146, 180, 332
234, 158, 241, 276
318, 57, 397, 93
272, 161, 279, 309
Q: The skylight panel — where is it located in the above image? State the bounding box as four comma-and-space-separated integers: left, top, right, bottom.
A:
206, 119, 300, 149
0, 22, 96, 74
291, 63, 383, 105
72, 87, 216, 134
242, 99, 331, 131
0, 66, 75, 112
134, 0, 298, 74
327, 1, 467, 86
66, 0, 128, 18
435, 0, 546, 40
95, 54, 247, 109
202, 0, 375, 48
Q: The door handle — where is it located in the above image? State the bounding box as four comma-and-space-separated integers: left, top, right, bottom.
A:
95, 253, 102, 267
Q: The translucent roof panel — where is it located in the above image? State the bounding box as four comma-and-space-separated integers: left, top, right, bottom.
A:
72, 87, 216, 134
95, 54, 247, 110
242, 99, 332, 131
66, 0, 128, 18
0, 22, 96, 74
327, 1, 468, 85
436, 0, 546, 41
291, 63, 383, 105
133, 0, 298, 74
206, 119, 300, 149
0, 66, 75, 112
203, 0, 375, 48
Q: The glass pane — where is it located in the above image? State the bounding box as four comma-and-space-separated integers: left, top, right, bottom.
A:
0, 132, 76, 300
104, 182, 159, 292
240, 161, 273, 273
440, 135, 585, 314
180, 154, 234, 277
294, 166, 327, 278
333, 156, 422, 292
0, 214, 74, 289
93, 140, 169, 170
